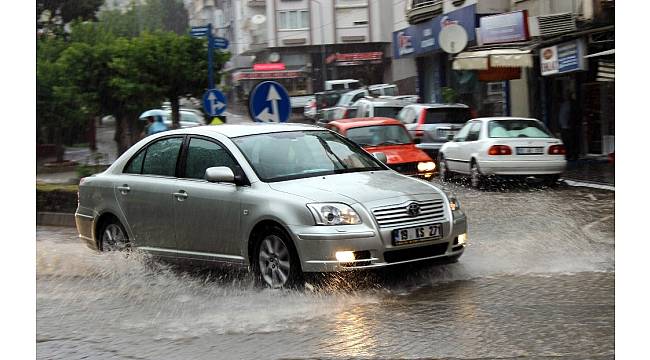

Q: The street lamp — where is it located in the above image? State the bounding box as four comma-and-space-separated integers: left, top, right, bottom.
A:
310, 0, 327, 89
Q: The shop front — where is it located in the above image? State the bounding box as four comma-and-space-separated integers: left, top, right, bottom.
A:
232, 68, 310, 105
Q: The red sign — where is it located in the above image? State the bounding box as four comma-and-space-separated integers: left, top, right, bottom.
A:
253, 63, 286, 71
233, 70, 303, 82
325, 52, 384, 64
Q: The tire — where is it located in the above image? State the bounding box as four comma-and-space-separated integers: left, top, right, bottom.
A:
252, 226, 303, 289
543, 174, 560, 187
438, 154, 452, 182
470, 161, 485, 189
99, 218, 130, 252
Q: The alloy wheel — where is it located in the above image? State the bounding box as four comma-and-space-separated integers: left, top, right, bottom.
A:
101, 223, 129, 251
258, 235, 291, 288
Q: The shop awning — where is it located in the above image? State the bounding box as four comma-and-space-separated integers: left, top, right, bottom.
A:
453, 49, 533, 70
584, 49, 615, 58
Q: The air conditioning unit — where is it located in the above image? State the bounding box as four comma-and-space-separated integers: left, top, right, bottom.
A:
536, 12, 577, 38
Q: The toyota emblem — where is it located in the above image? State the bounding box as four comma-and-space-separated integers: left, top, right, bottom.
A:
407, 203, 421, 217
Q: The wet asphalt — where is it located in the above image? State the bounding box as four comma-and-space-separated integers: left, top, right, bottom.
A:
37, 180, 614, 359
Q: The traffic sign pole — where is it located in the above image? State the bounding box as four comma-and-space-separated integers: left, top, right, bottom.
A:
207, 23, 214, 90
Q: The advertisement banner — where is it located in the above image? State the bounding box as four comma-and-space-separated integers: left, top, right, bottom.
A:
479, 10, 529, 44
393, 4, 476, 59
540, 39, 587, 76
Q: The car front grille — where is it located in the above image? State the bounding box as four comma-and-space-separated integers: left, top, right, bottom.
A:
383, 242, 448, 264
372, 199, 446, 228
388, 162, 418, 175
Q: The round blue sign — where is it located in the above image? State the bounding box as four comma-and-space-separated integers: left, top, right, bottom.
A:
248, 81, 291, 123
203, 89, 227, 117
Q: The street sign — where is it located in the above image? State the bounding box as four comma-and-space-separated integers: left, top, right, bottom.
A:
212, 37, 229, 49
248, 81, 291, 123
190, 26, 209, 37
202, 89, 227, 117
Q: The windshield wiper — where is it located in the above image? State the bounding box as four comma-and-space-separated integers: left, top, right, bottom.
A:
317, 136, 348, 169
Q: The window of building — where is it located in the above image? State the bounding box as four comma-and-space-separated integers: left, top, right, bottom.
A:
277, 10, 310, 30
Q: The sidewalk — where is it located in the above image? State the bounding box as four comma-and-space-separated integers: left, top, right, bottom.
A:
562, 157, 615, 188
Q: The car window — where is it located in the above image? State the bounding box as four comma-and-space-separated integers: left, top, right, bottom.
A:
184, 138, 238, 180
397, 107, 415, 124
454, 122, 473, 142
124, 149, 145, 174
346, 125, 411, 146
488, 119, 552, 138
424, 107, 471, 124
465, 122, 482, 142
181, 112, 202, 124
352, 92, 366, 102
383, 86, 398, 96
141, 137, 183, 176
373, 106, 403, 119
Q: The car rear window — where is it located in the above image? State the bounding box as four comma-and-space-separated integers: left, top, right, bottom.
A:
488, 120, 552, 138
374, 106, 403, 119
424, 107, 471, 124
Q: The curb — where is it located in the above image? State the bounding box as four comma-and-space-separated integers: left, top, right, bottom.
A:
562, 179, 615, 191
37, 212, 76, 227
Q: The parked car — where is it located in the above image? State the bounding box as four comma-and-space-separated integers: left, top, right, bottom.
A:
303, 98, 317, 122
161, 109, 206, 128
318, 85, 409, 125
76, 124, 467, 288
396, 103, 472, 160
327, 118, 436, 179
438, 117, 567, 188
314, 89, 349, 122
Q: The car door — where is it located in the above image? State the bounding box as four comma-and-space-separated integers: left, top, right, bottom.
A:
457, 121, 483, 172
116, 136, 184, 251
398, 107, 417, 133
173, 136, 243, 259
444, 122, 472, 172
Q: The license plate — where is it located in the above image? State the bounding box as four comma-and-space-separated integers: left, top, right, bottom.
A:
438, 129, 457, 138
392, 224, 443, 246
516, 147, 544, 155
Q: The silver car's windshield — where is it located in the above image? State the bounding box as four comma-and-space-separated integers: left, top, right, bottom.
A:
233, 130, 385, 182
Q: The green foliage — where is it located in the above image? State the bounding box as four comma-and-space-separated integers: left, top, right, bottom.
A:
37, 0, 103, 34
442, 87, 459, 104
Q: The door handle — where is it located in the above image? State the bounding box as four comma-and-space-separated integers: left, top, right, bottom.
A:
117, 185, 130, 195
173, 191, 188, 201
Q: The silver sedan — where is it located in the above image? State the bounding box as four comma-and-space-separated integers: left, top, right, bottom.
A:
75, 124, 468, 288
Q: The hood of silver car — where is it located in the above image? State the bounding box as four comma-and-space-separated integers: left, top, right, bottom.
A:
268, 170, 440, 204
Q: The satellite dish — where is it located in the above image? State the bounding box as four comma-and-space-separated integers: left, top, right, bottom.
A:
439, 24, 468, 54
251, 14, 266, 25
268, 52, 281, 63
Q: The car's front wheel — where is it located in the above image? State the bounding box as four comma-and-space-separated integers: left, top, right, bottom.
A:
470, 161, 485, 189
99, 218, 130, 252
254, 227, 302, 288
438, 154, 452, 182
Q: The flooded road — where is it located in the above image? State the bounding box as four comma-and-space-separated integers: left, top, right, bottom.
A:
37, 183, 614, 359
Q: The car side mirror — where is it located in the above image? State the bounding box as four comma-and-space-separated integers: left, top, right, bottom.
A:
372, 152, 388, 164
413, 138, 422, 144
447, 134, 455, 141
205, 166, 235, 183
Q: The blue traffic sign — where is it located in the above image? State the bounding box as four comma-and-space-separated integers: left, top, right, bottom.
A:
212, 37, 229, 49
248, 81, 291, 123
190, 26, 209, 37
203, 89, 227, 117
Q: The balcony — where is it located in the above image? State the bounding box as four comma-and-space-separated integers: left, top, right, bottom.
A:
248, 0, 266, 7
406, 0, 443, 25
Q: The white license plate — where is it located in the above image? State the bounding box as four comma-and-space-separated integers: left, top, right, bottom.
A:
516, 147, 544, 155
392, 224, 443, 246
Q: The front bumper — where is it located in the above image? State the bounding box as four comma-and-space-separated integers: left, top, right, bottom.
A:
289, 212, 467, 272
479, 159, 567, 176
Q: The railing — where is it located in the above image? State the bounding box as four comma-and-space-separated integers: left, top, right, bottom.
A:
407, 0, 443, 24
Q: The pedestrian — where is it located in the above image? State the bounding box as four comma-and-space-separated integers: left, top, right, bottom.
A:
146, 115, 169, 136
558, 95, 574, 160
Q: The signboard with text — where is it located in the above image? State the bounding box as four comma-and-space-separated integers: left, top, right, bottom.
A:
540, 39, 587, 76
478, 10, 529, 45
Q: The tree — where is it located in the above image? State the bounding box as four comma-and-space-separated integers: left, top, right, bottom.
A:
37, 0, 103, 34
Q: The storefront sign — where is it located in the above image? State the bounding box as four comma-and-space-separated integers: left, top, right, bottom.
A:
326, 52, 384, 64
233, 70, 303, 82
393, 4, 476, 59
540, 39, 587, 76
253, 63, 286, 71
478, 10, 529, 44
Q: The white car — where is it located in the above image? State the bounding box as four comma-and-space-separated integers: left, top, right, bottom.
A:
438, 117, 567, 188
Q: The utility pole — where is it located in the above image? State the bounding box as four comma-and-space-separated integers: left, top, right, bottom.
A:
311, 0, 327, 89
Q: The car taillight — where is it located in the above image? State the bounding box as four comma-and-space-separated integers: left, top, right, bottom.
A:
488, 145, 512, 155
414, 109, 426, 137
548, 144, 566, 155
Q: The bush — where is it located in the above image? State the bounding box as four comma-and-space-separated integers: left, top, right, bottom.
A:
36, 183, 79, 213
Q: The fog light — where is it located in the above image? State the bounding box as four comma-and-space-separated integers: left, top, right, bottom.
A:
335, 251, 355, 262
458, 233, 467, 245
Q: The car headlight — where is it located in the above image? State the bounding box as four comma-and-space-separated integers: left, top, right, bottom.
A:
448, 196, 461, 211
307, 203, 362, 225
417, 161, 436, 172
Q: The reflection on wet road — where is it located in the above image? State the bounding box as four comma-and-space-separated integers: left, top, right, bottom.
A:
37, 183, 614, 359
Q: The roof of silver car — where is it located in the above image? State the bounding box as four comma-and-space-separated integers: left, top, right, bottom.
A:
169, 123, 324, 138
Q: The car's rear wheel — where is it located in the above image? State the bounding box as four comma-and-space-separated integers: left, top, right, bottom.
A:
470, 161, 485, 189
254, 227, 302, 288
438, 154, 452, 182
99, 219, 130, 252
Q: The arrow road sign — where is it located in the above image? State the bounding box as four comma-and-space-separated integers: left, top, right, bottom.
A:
203, 89, 227, 117
212, 37, 229, 49
248, 81, 291, 123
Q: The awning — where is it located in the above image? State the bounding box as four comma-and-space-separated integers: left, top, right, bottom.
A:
584, 49, 615, 58
453, 49, 533, 70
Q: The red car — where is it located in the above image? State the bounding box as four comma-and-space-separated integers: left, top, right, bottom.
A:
327, 117, 436, 179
